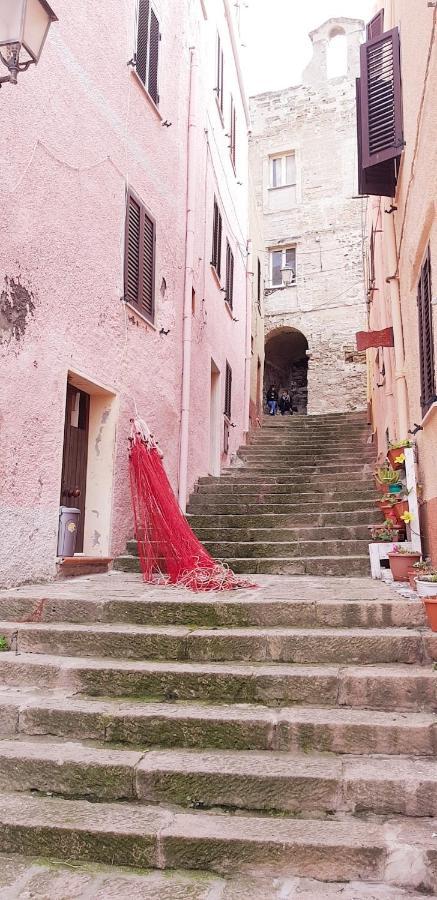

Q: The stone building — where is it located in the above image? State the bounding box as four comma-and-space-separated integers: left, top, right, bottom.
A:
249, 17, 368, 415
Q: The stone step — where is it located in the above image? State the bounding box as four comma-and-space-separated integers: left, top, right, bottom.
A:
0, 855, 427, 900
1, 621, 433, 665
0, 792, 435, 889
204, 539, 371, 558
226, 556, 371, 576
186, 499, 379, 516
1, 653, 436, 711
3, 690, 435, 755
188, 509, 381, 527
188, 525, 375, 543
1, 738, 437, 818
195, 477, 373, 494
188, 488, 378, 507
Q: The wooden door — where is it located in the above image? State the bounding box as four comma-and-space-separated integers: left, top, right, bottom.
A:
60, 384, 90, 553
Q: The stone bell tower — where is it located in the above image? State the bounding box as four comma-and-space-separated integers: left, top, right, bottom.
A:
303, 17, 364, 87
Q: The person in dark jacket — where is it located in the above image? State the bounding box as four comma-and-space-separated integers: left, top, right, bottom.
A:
266, 385, 279, 415
279, 390, 292, 415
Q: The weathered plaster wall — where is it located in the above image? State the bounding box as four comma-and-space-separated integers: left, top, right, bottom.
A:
248, 173, 265, 420
367, 0, 437, 561
0, 0, 249, 586
249, 17, 368, 415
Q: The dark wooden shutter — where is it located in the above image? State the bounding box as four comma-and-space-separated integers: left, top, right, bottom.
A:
216, 211, 222, 277
125, 189, 155, 322
257, 257, 261, 312
136, 0, 150, 86
356, 78, 397, 197
212, 199, 218, 269
224, 362, 232, 419
367, 9, 384, 40
225, 241, 234, 308
148, 9, 160, 105
418, 246, 436, 414
216, 33, 224, 112
360, 28, 403, 169
230, 97, 236, 168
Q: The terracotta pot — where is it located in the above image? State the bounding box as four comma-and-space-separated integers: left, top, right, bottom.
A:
423, 596, 437, 631
378, 501, 398, 524
407, 569, 417, 591
375, 478, 386, 494
388, 551, 421, 582
394, 499, 409, 521
387, 447, 407, 470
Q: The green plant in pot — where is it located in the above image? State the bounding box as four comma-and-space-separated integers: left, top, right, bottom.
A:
387, 439, 413, 471
408, 558, 432, 592
388, 544, 421, 582
369, 520, 400, 543
416, 573, 437, 630
375, 466, 401, 494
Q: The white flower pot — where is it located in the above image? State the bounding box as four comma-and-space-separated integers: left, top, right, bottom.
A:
416, 580, 437, 598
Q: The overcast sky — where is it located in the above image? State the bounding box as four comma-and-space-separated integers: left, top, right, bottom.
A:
241, 0, 373, 96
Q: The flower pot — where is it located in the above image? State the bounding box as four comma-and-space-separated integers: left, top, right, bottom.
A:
378, 501, 398, 524
407, 569, 417, 591
388, 483, 402, 495
422, 596, 437, 632
375, 478, 386, 494
417, 580, 437, 599
387, 447, 407, 470
393, 499, 408, 521
388, 551, 421, 582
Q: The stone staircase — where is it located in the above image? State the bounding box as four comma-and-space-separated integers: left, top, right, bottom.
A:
186, 410, 378, 576
0, 572, 436, 896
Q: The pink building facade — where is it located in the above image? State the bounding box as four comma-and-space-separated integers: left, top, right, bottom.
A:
0, 0, 250, 586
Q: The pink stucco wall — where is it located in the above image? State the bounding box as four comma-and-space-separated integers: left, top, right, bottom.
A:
0, 0, 249, 586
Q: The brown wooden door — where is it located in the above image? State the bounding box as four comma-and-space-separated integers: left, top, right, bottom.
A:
60, 384, 90, 553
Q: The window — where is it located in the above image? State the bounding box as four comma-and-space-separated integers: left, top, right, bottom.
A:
215, 32, 224, 115
270, 247, 296, 287
356, 10, 404, 197
225, 241, 234, 309
417, 246, 436, 415
124, 189, 155, 322
257, 257, 262, 313
270, 153, 296, 189
229, 95, 236, 169
136, 0, 160, 106
211, 197, 222, 278
224, 362, 232, 419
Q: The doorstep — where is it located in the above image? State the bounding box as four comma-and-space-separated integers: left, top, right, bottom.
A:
57, 556, 113, 578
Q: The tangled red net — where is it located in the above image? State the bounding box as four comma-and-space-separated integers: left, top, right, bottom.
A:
129, 419, 255, 592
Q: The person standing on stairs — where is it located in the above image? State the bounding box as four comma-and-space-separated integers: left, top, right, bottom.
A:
266, 385, 279, 415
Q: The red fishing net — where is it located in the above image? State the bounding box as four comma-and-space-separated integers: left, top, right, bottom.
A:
129, 420, 255, 592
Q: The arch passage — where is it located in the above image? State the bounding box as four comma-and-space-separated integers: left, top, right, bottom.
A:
264, 328, 309, 414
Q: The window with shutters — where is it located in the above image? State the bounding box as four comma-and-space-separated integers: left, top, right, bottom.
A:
417, 246, 436, 415
229, 96, 236, 170
224, 361, 232, 420
135, 0, 160, 107
211, 197, 222, 278
225, 241, 234, 309
124, 189, 155, 323
215, 32, 224, 117
356, 9, 404, 197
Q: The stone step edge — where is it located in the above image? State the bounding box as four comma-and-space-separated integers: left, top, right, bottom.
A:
0, 791, 436, 890
2, 691, 436, 754
1, 738, 437, 816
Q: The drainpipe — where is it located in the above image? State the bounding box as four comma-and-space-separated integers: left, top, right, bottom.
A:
243, 239, 253, 434
384, 213, 409, 438
178, 48, 198, 512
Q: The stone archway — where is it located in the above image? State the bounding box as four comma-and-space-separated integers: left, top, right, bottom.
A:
264, 327, 309, 414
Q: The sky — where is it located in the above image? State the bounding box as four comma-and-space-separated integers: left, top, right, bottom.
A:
240, 0, 373, 96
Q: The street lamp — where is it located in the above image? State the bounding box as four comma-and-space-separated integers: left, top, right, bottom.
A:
0, 0, 57, 86
281, 264, 295, 286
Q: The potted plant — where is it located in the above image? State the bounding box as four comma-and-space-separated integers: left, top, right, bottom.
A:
417, 574, 437, 631
375, 466, 401, 494
388, 545, 421, 582
387, 440, 413, 471
369, 520, 401, 543
408, 558, 432, 591
393, 497, 409, 521
377, 494, 399, 524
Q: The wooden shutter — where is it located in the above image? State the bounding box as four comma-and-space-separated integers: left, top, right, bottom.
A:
224, 362, 232, 419
216, 33, 224, 112
136, 0, 150, 86
367, 9, 384, 41
360, 28, 404, 169
356, 78, 397, 197
125, 189, 155, 322
257, 258, 261, 312
230, 96, 236, 168
212, 199, 219, 270
148, 8, 160, 105
418, 246, 436, 414
225, 241, 234, 308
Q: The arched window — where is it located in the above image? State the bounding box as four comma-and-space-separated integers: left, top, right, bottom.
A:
327, 31, 347, 79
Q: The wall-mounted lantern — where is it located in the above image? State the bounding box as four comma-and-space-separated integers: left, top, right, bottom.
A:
281, 265, 295, 287
0, 0, 57, 86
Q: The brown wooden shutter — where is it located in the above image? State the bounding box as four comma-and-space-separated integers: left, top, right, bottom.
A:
142, 210, 155, 319
125, 189, 155, 322
367, 9, 384, 40
230, 97, 236, 168
224, 362, 232, 419
212, 199, 218, 268
257, 258, 261, 312
125, 193, 141, 307
360, 28, 404, 169
136, 0, 150, 86
148, 9, 160, 105
225, 241, 234, 308
418, 246, 436, 414
355, 78, 397, 197
216, 33, 224, 112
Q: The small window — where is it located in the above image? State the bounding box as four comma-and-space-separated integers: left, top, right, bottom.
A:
225, 241, 234, 309
270, 153, 296, 189
124, 189, 155, 322
211, 197, 222, 278
229, 95, 236, 169
136, 0, 160, 106
270, 247, 296, 287
417, 246, 436, 415
224, 361, 232, 419
215, 32, 224, 115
